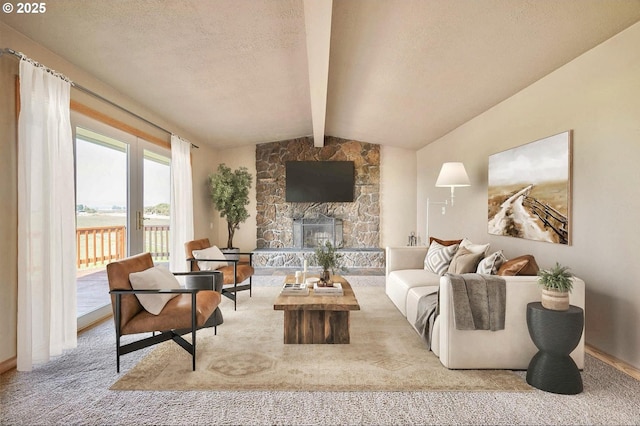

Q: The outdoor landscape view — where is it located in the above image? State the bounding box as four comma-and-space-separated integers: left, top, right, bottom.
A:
75, 128, 172, 317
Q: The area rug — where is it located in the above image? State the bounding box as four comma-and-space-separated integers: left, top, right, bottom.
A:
110, 285, 531, 392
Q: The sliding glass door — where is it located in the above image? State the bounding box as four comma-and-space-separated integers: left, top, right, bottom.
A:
142, 148, 171, 267
73, 113, 171, 328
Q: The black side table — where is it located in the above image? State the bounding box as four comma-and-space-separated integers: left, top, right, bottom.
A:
526, 302, 584, 395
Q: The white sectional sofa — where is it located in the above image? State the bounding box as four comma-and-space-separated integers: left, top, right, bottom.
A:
385, 246, 585, 370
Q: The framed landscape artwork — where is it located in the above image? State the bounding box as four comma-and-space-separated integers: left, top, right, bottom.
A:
487, 131, 572, 245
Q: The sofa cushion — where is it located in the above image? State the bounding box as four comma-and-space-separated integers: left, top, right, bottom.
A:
424, 241, 459, 275
192, 245, 228, 271
459, 238, 490, 256
386, 269, 441, 316
447, 247, 485, 274
497, 255, 539, 276
129, 265, 181, 315
406, 284, 441, 333
476, 250, 507, 275
429, 237, 462, 247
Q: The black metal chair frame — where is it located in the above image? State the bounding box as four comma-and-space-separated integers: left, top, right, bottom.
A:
109, 271, 221, 373
186, 252, 254, 310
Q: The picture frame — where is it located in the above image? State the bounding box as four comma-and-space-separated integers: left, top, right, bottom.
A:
487, 131, 572, 245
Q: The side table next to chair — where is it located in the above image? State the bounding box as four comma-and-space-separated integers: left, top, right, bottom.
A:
526, 302, 584, 395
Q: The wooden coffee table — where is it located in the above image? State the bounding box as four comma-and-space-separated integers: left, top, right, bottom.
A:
273, 275, 360, 344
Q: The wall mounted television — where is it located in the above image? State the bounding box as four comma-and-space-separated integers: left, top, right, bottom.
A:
285, 161, 355, 202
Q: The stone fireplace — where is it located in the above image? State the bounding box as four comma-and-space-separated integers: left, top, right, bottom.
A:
293, 215, 343, 249
253, 137, 384, 269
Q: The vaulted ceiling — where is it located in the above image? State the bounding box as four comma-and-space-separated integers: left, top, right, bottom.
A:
2, 0, 640, 150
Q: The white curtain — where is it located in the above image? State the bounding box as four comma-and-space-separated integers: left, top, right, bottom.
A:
17, 58, 77, 371
169, 135, 194, 272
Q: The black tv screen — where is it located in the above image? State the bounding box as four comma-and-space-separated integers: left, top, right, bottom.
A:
285, 161, 355, 202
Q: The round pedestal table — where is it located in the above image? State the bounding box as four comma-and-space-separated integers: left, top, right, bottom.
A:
526, 302, 584, 395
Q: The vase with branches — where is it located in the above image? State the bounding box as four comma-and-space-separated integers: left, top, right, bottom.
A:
312, 241, 346, 285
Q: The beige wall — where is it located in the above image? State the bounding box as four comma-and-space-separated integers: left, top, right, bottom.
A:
417, 22, 640, 369
191, 143, 220, 244
0, 23, 216, 366
204, 142, 417, 251
380, 145, 417, 247
209, 145, 258, 251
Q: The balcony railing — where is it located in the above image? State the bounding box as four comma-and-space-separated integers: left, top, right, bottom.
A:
76, 225, 170, 268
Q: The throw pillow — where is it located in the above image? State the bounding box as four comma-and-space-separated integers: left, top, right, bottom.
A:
476, 250, 507, 275
129, 265, 181, 315
447, 247, 485, 274
192, 245, 228, 271
459, 238, 490, 256
424, 241, 460, 275
429, 237, 462, 247
497, 255, 540, 276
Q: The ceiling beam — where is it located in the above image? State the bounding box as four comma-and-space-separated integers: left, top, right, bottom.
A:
303, 0, 333, 147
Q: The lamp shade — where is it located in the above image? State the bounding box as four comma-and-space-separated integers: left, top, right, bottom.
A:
435, 162, 470, 187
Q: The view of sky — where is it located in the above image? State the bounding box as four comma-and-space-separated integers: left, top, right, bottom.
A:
488, 132, 569, 186
75, 138, 170, 210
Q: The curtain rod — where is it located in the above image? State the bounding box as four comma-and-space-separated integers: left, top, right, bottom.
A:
1, 47, 199, 149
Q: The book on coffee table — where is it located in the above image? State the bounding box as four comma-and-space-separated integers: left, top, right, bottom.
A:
280, 282, 309, 296
313, 282, 343, 296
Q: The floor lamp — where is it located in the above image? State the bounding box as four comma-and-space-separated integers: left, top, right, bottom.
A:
426, 162, 470, 244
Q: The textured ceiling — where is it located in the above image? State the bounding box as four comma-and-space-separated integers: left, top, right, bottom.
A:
2, 0, 640, 150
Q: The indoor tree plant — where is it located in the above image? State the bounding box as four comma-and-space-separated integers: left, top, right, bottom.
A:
538, 262, 574, 311
312, 241, 346, 285
208, 164, 252, 252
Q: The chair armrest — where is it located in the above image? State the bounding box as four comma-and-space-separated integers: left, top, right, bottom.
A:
109, 288, 200, 295
186, 255, 253, 265
173, 271, 222, 277
174, 271, 223, 292
186, 257, 230, 263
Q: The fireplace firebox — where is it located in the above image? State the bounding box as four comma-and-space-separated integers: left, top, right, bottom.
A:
293, 215, 343, 249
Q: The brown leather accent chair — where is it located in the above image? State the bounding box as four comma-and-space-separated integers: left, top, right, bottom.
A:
107, 252, 222, 372
185, 238, 254, 310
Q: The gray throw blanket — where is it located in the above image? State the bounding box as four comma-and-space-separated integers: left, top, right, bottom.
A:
414, 291, 439, 350
448, 273, 506, 331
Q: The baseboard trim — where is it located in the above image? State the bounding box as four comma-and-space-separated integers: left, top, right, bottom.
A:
78, 314, 111, 334
0, 356, 16, 374
586, 344, 640, 381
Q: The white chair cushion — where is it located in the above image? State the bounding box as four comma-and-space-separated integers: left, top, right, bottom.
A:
192, 245, 228, 271
129, 265, 181, 315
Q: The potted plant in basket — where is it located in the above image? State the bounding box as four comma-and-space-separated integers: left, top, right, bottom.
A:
208, 164, 252, 257
538, 262, 574, 311
312, 241, 346, 286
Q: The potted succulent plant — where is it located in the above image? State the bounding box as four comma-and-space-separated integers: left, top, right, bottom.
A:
538, 262, 574, 311
208, 164, 252, 256
312, 241, 345, 286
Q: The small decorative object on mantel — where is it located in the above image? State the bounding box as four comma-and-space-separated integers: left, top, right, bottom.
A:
538, 262, 573, 311
312, 241, 346, 286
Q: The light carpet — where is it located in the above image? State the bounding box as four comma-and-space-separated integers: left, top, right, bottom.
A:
111, 285, 530, 392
